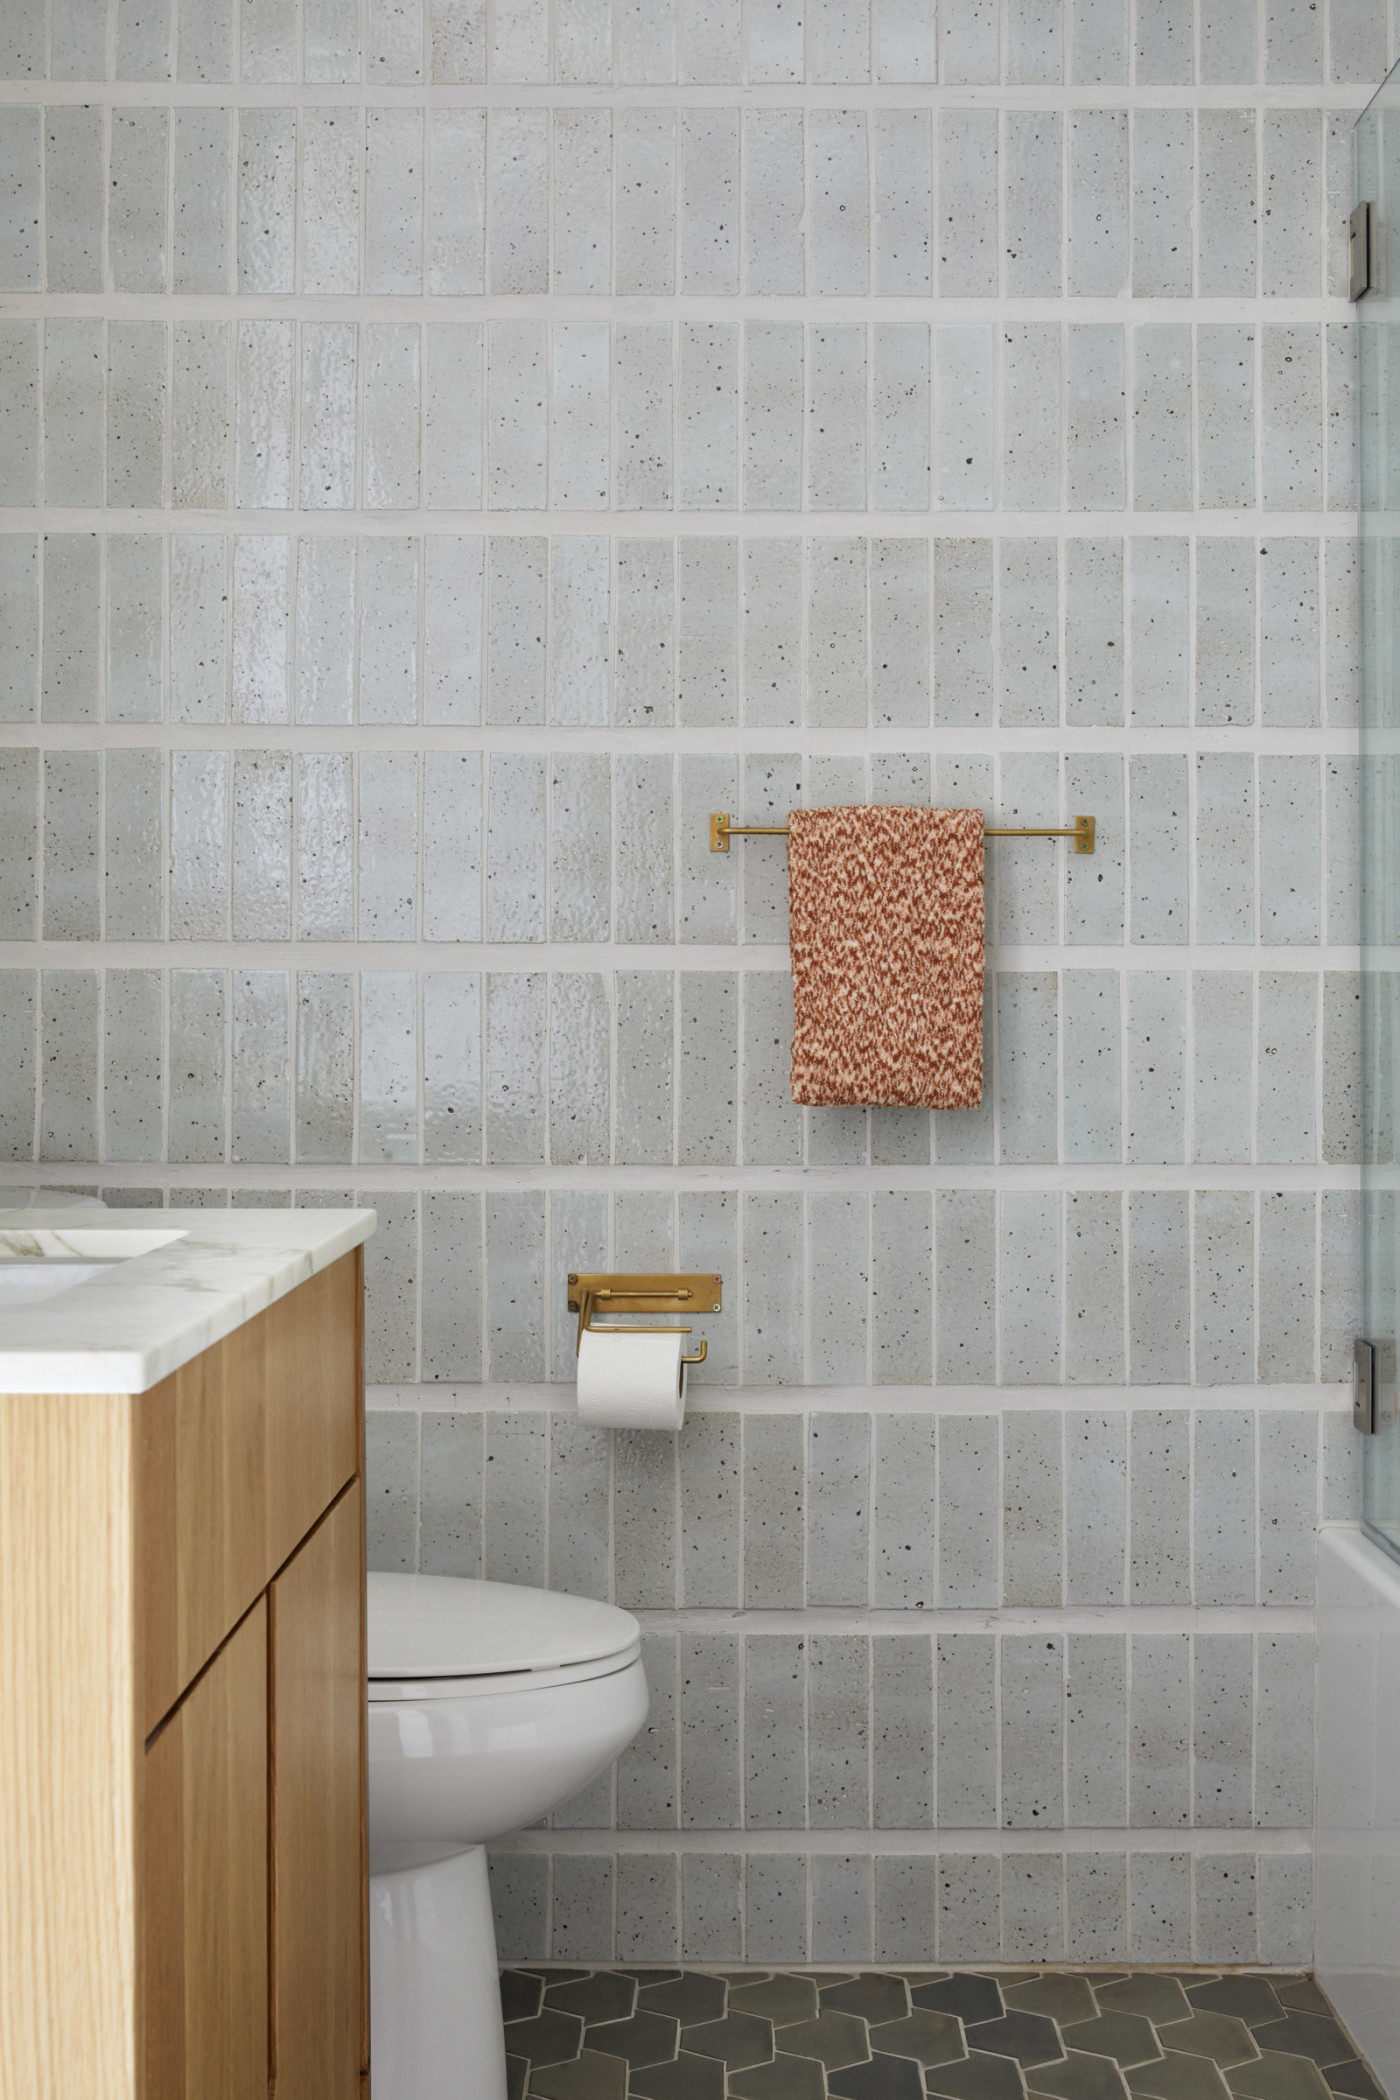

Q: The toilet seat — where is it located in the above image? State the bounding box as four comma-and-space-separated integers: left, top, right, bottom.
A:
366, 1572, 641, 1703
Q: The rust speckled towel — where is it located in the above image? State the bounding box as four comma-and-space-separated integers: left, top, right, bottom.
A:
788, 805, 985, 1109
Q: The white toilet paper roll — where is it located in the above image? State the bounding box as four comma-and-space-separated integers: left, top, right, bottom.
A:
576, 1326, 687, 1430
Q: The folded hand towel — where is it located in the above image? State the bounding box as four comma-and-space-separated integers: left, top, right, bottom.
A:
788, 805, 985, 1109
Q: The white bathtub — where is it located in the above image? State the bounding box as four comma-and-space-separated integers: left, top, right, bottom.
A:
1318, 1523, 1400, 2095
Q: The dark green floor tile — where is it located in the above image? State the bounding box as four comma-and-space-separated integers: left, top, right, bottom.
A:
1250, 2018, 1354, 2071
619, 1970, 684, 1986
730, 1976, 821, 2026
869, 2008, 967, 2067
546, 1974, 637, 2025
775, 2008, 871, 2070
520, 1969, 592, 1984
680, 2011, 775, 2070
1227, 2051, 1336, 2100
1156, 2014, 1260, 2069
1187, 1985, 1284, 2032
638, 1975, 728, 2026
628, 2051, 727, 2100
1097, 1981, 1193, 2028
718, 1971, 773, 1985
508, 2054, 528, 2100
1030, 2051, 1133, 2100
527, 2049, 628, 2100
1127, 2049, 1234, 2100
828, 2053, 927, 2100
1007, 1978, 1098, 2028
915, 1977, 1006, 2026
1327, 2064, 1383, 2100
1063, 2012, 1164, 2069
823, 1975, 911, 2025
1275, 1985, 1335, 2019
925, 2048, 1029, 2100
503, 1971, 546, 2022
583, 2011, 678, 2070
964, 2011, 1064, 2070
898, 1971, 952, 1987
730, 2056, 828, 2100
506, 2011, 587, 2067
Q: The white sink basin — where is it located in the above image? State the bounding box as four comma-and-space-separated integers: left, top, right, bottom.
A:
0, 1229, 188, 1311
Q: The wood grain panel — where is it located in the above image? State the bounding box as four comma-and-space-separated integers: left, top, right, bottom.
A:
138, 1251, 361, 1734
0, 1391, 138, 2098
140, 1600, 268, 2100
270, 1482, 366, 2099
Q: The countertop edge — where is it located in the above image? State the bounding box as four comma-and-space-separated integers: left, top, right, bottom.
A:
0, 1211, 376, 1396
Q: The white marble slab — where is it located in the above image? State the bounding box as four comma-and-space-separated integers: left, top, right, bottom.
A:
0, 1207, 376, 1394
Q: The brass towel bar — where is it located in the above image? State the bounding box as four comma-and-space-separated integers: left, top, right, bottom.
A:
709, 812, 1096, 854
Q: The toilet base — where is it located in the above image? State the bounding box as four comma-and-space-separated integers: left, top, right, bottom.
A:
369, 1846, 508, 2100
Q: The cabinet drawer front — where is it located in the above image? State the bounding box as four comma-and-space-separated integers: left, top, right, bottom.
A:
139, 1251, 362, 1735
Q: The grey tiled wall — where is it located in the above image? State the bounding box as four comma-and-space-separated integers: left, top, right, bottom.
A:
0, 0, 1381, 1967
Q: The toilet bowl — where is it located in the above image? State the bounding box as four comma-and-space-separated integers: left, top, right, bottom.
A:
366, 1571, 647, 2100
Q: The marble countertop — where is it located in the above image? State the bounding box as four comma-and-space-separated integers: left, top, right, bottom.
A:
0, 1206, 376, 1394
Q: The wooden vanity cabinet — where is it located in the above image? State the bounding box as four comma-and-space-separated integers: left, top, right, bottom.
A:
0, 1248, 368, 2100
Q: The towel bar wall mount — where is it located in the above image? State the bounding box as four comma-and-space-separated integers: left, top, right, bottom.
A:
709, 812, 1096, 854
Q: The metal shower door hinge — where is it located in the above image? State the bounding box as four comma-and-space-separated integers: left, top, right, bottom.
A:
1351, 202, 1372, 300
1355, 1337, 1376, 1434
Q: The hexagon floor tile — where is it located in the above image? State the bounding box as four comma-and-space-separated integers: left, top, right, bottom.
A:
498, 1968, 1377, 2100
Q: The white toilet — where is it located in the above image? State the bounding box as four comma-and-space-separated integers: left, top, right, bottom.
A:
366, 1571, 647, 2100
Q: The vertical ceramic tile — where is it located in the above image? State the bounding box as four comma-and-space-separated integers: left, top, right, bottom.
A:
231, 751, 291, 940
357, 750, 418, 940
1130, 1852, 1192, 1962
419, 1410, 483, 1572
1074, 1411, 1125, 1604
106, 537, 164, 724
1259, 1410, 1317, 1606
39, 971, 99, 1161
807, 325, 868, 510
1257, 971, 1318, 1164
365, 1412, 419, 1570
423, 971, 482, 1163
614, 970, 673, 1163
936, 1189, 996, 1384
1067, 1632, 1128, 1824
613, 323, 674, 510
553, 110, 610, 293
744, 1636, 807, 1827
301, 109, 362, 292
169, 969, 225, 1162
485, 1191, 545, 1380
809, 1636, 871, 1828
937, 1634, 998, 1826
485, 973, 546, 1163
231, 971, 290, 1163
42, 535, 100, 724
615, 110, 676, 295
938, 111, 998, 294
0, 109, 40, 292
1067, 325, 1126, 510
0, 970, 36, 1160
872, 1636, 934, 1828
358, 972, 419, 1165
1128, 1632, 1190, 1826
231, 536, 290, 724
1261, 544, 1321, 727
810, 110, 869, 295
299, 324, 358, 509
1193, 1632, 1254, 1827
295, 972, 355, 1164
935, 326, 995, 511
362, 325, 420, 508
480, 545, 544, 728
1069, 110, 1128, 296
1003, 113, 1063, 302
1000, 1190, 1062, 1386
1194, 1190, 1256, 1384
743, 1412, 804, 1607
1133, 109, 1192, 295
1129, 539, 1189, 725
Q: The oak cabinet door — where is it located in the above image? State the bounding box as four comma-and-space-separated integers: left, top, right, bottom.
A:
270, 1483, 367, 2097
141, 1599, 269, 2100
138, 1252, 362, 1735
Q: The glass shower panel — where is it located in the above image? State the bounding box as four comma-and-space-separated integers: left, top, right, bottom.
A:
1359, 78, 1400, 1558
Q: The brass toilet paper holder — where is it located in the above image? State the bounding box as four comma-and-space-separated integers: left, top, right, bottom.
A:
567, 1273, 723, 1366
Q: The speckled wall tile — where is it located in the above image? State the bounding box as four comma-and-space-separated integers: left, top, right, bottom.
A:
3, 0, 1374, 1969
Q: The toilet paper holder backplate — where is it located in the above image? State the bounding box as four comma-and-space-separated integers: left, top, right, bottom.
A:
567, 1273, 723, 1366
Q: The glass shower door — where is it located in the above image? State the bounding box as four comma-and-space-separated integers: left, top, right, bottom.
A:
1359, 76, 1400, 1558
